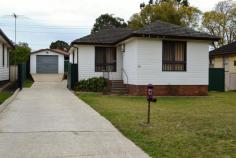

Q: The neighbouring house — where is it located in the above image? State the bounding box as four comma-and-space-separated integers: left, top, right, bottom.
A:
30, 49, 69, 75
69, 21, 220, 96
210, 41, 236, 91
0, 29, 14, 83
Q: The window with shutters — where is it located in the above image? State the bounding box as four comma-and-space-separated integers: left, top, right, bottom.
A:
95, 47, 116, 72
162, 41, 187, 71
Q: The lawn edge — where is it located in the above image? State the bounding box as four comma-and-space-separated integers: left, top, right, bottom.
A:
0, 88, 20, 113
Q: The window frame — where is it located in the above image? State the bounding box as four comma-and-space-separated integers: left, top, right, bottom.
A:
162, 40, 187, 72
95, 47, 117, 72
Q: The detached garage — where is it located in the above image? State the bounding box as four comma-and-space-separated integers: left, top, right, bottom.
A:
30, 49, 68, 74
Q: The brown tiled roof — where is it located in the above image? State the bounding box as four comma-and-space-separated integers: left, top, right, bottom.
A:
71, 21, 220, 45
133, 21, 220, 41
210, 41, 236, 56
31, 49, 69, 57
71, 27, 133, 45
0, 29, 14, 48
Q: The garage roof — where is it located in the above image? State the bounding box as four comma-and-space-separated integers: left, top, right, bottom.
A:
31, 49, 69, 57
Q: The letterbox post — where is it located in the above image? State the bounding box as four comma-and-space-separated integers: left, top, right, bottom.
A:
147, 84, 155, 124
148, 98, 151, 124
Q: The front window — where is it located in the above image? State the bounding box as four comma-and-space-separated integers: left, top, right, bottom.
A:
162, 41, 187, 71
95, 47, 116, 72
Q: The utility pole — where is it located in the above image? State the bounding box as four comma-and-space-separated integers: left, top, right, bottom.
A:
13, 13, 18, 44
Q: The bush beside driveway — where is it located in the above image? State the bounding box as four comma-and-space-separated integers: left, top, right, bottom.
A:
79, 92, 236, 158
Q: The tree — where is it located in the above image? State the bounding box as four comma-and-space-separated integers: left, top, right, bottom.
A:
128, 0, 200, 30
91, 14, 128, 33
202, 0, 236, 48
10, 42, 31, 65
50, 40, 69, 51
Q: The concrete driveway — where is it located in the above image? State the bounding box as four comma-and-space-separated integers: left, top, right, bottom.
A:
31, 74, 64, 82
0, 81, 149, 158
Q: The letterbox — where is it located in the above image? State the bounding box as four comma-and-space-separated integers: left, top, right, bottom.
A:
147, 84, 157, 102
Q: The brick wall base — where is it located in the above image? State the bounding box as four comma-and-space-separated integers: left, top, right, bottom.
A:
127, 85, 208, 96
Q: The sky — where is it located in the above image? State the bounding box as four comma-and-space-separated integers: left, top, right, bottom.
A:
0, 0, 224, 50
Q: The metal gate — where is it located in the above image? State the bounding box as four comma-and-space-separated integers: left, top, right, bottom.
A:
36, 55, 58, 74
18, 63, 27, 90
209, 68, 225, 91
64, 60, 69, 74
67, 63, 78, 90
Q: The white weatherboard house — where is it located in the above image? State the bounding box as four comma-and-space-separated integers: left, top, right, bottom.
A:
69, 21, 220, 96
0, 29, 14, 82
30, 49, 68, 75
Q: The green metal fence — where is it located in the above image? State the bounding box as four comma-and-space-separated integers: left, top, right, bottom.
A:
64, 60, 69, 73
209, 68, 225, 92
67, 63, 78, 90
18, 63, 27, 90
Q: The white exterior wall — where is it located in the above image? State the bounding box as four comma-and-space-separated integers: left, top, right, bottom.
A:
122, 39, 138, 84
0, 42, 10, 81
76, 45, 122, 81
30, 50, 64, 74
74, 38, 210, 85
130, 38, 210, 85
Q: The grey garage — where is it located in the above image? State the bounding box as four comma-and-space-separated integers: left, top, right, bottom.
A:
30, 49, 68, 74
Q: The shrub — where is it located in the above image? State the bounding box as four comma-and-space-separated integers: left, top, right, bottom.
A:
76, 77, 107, 92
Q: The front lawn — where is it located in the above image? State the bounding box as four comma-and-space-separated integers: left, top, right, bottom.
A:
0, 92, 13, 104
78, 92, 236, 158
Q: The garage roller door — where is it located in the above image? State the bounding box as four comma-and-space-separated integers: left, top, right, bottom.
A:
36, 55, 58, 74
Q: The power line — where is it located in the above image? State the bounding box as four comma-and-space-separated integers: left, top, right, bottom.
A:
2, 29, 87, 35
0, 23, 91, 29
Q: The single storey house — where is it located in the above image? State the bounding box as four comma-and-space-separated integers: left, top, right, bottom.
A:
0, 29, 14, 83
69, 21, 219, 96
30, 49, 68, 75
210, 41, 236, 91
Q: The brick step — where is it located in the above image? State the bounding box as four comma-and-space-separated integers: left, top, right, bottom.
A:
110, 80, 127, 94
111, 80, 124, 83
111, 87, 127, 90
111, 90, 128, 94
112, 85, 126, 88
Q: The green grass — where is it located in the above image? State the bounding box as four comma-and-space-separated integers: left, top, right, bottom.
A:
0, 92, 12, 104
78, 92, 236, 158
23, 80, 34, 88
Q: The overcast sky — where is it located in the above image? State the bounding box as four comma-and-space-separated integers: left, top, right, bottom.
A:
0, 0, 223, 50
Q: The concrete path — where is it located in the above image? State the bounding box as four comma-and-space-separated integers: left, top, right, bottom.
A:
0, 81, 149, 158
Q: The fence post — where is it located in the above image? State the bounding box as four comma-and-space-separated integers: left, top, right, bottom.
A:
18, 64, 22, 90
